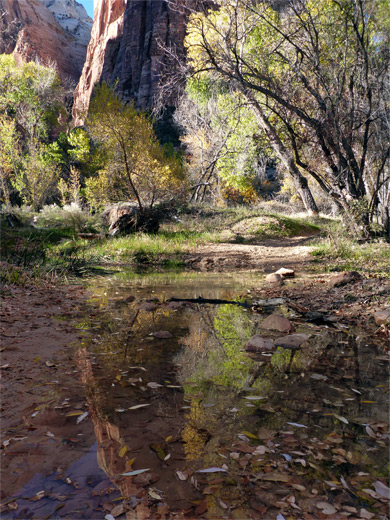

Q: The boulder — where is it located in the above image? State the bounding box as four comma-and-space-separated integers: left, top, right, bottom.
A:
274, 334, 309, 350
104, 203, 138, 227
330, 271, 363, 288
374, 309, 390, 326
275, 268, 295, 279
260, 314, 294, 333
109, 208, 160, 235
265, 273, 284, 284
244, 335, 275, 353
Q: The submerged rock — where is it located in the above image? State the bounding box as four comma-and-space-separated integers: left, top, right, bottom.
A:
153, 331, 173, 339
274, 334, 309, 350
260, 314, 294, 333
244, 335, 275, 353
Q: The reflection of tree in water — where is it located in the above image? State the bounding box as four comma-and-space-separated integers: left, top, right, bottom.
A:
178, 304, 256, 389
73, 282, 389, 518
74, 298, 205, 515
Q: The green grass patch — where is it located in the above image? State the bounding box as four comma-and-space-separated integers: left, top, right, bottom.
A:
310, 224, 390, 277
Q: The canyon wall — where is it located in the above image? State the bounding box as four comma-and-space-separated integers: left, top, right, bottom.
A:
0, 0, 92, 82
73, 0, 189, 124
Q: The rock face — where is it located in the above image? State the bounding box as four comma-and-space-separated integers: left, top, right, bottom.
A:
0, 0, 92, 82
73, 0, 188, 124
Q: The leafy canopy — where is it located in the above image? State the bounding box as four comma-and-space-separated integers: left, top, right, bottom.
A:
85, 83, 186, 211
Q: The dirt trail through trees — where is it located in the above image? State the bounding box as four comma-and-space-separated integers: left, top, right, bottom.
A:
186, 236, 314, 272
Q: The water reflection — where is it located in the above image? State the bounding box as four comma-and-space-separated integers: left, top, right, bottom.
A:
76, 271, 388, 518
4, 271, 388, 519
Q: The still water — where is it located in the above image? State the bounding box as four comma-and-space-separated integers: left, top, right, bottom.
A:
3, 271, 389, 519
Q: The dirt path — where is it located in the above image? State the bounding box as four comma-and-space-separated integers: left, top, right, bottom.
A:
185, 236, 314, 272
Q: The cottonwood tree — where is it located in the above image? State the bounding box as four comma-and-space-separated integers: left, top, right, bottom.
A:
183, 0, 389, 233
0, 55, 71, 207
176, 77, 277, 204
85, 83, 186, 212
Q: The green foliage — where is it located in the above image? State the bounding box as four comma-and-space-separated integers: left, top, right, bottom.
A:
0, 54, 68, 208
12, 142, 59, 210
85, 83, 186, 211
210, 305, 254, 388
0, 115, 20, 204
185, 0, 389, 230
0, 54, 66, 142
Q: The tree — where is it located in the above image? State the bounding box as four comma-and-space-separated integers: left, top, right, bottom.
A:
0, 115, 20, 205
13, 142, 59, 210
184, 0, 390, 232
85, 83, 186, 212
0, 55, 69, 208
175, 79, 268, 204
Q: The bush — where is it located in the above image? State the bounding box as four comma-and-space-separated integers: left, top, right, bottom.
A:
34, 203, 102, 233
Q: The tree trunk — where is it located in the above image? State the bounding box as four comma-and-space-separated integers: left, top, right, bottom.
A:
243, 91, 319, 215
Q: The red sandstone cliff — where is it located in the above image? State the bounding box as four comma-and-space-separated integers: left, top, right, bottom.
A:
73, 0, 189, 125
0, 0, 92, 82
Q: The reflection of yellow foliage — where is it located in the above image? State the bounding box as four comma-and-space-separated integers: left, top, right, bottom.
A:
182, 401, 209, 461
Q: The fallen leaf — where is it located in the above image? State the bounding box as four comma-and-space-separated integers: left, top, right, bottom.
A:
76, 411, 88, 424
334, 414, 349, 424
121, 468, 150, 476
105, 515, 115, 520
365, 425, 376, 439
148, 488, 163, 500
373, 480, 390, 499
359, 508, 375, 519
46, 431, 55, 438
240, 431, 259, 440
46, 361, 56, 367
311, 373, 328, 381
110, 504, 125, 517
257, 472, 290, 482
118, 446, 127, 458
147, 382, 163, 389
196, 467, 228, 473
286, 422, 308, 428
128, 404, 151, 410
176, 471, 188, 481
150, 444, 166, 460
316, 501, 337, 515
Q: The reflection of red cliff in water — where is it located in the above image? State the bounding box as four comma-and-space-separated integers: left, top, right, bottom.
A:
76, 346, 203, 515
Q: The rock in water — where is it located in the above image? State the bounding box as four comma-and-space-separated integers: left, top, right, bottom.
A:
244, 336, 275, 353
259, 314, 294, 333
274, 334, 309, 350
